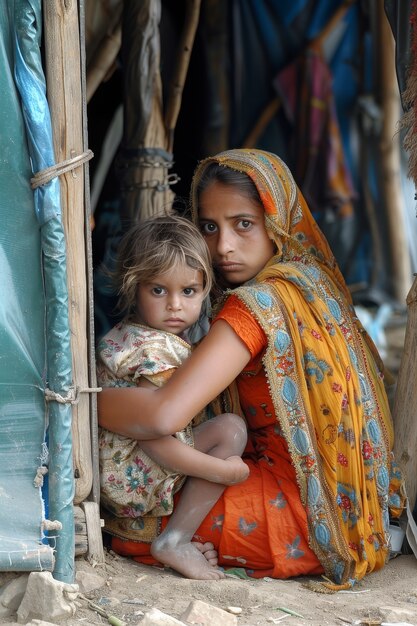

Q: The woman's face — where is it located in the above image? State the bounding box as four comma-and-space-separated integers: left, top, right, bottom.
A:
198, 181, 276, 287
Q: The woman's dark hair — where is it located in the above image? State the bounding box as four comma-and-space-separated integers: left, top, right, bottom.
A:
196, 162, 262, 206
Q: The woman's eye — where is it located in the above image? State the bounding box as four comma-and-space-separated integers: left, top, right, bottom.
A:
239, 220, 252, 229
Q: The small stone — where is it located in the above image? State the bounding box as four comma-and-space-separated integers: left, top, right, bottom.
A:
16, 571, 78, 624
181, 599, 238, 625
140, 607, 186, 625
75, 570, 106, 594
0, 574, 29, 617
226, 606, 242, 615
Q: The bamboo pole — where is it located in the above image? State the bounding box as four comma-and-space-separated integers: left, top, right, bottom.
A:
377, 2, 412, 303
43, 0, 92, 504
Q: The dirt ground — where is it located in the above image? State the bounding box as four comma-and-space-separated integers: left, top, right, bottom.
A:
67, 550, 417, 626
2, 549, 417, 626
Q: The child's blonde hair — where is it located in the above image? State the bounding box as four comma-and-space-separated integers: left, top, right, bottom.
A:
114, 214, 213, 315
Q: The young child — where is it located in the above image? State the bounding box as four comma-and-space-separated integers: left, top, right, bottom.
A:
97, 215, 249, 579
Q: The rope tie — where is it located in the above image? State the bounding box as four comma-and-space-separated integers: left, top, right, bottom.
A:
30, 149, 94, 189
44, 385, 102, 405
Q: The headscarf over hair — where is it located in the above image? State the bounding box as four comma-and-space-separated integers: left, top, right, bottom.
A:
191, 148, 350, 301
191, 149, 404, 588
191, 148, 390, 381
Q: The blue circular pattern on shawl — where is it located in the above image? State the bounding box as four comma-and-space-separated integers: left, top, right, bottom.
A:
305, 266, 320, 281
325, 297, 342, 323
389, 492, 401, 508
255, 290, 273, 310
292, 427, 310, 455
377, 465, 389, 491
307, 474, 321, 506
314, 521, 331, 547
348, 345, 358, 370
358, 373, 370, 402
367, 418, 381, 445
282, 377, 297, 406
274, 329, 290, 355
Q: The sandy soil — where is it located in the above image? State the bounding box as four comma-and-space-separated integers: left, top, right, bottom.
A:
72, 550, 417, 626
2, 549, 417, 626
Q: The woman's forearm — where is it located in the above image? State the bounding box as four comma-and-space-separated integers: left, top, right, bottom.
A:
97, 386, 169, 439
97, 321, 251, 439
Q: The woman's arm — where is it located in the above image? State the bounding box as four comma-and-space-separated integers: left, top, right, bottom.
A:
97, 320, 251, 440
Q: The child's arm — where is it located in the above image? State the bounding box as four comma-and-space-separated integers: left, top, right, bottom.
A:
136, 377, 248, 486
139, 434, 248, 486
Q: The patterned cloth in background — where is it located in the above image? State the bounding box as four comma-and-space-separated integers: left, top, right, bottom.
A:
274, 47, 356, 221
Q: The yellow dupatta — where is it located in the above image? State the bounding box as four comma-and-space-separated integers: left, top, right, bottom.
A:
191, 149, 405, 587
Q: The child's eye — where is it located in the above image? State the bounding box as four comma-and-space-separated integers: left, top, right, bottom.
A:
151, 287, 165, 296
183, 287, 195, 296
201, 223, 217, 234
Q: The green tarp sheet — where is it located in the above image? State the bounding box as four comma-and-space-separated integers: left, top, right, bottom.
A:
0, 1, 75, 581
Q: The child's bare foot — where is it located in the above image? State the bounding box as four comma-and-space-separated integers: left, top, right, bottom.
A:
193, 541, 218, 566
151, 534, 225, 580
223, 455, 250, 485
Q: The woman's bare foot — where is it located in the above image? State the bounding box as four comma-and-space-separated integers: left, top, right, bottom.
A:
151, 534, 225, 580
194, 541, 218, 566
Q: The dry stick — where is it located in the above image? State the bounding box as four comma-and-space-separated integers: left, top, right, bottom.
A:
164, 0, 202, 153
242, 98, 281, 148
43, 0, 93, 504
310, 0, 357, 52
84, 0, 122, 65
86, 21, 122, 103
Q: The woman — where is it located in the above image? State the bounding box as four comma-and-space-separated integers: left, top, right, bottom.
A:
98, 149, 405, 588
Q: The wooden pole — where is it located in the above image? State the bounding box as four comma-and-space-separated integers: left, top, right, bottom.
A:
118, 0, 173, 223
43, 0, 92, 504
377, 2, 412, 303
393, 277, 417, 511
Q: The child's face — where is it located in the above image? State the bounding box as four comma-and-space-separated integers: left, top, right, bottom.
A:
135, 263, 205, 336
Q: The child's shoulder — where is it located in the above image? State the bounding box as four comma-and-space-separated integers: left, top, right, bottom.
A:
97, 321, 191, 361
99, 320, 164, 346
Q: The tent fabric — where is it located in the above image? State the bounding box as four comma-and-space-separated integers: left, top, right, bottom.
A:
0, 0, 75, 581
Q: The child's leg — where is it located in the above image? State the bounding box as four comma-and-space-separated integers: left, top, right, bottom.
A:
150, 413, 248, 579
139, 424, 248, 485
